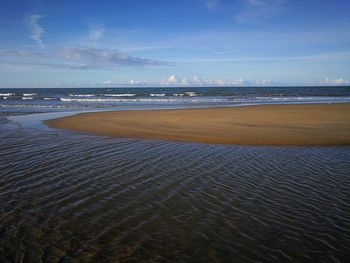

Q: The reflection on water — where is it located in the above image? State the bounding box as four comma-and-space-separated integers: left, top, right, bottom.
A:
0, 117, 350, 262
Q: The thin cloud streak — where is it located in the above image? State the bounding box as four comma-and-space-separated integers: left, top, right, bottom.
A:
0, 49, 48, 57
26, 15, 45, 48
175, 51, 350, 63
0, 47, 172, 69
236, 0, 287, 22
0, 59, 89, 69
56, 47, 172, 68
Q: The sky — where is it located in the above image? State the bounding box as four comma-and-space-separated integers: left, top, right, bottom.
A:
0, 0, 349, 87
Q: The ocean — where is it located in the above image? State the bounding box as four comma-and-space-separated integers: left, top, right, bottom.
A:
1, 86, 350, 262
1, 86, 350, 114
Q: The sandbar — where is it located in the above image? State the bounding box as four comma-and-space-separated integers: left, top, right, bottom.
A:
46, 103, 350, 146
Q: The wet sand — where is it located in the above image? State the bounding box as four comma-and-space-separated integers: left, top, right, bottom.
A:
46, 103, 350, 146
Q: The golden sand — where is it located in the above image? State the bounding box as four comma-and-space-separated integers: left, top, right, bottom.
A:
46, 103, 350, 146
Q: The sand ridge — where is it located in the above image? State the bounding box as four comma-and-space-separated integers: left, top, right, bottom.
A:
46, 103, 350, 146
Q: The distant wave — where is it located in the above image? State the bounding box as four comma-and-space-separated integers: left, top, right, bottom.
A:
23, 93, 37, 96
103, 94, 136, 97
0, 104, 76, 108
0, 93, 14, 96
59, 97, 222, 103
61, 98, 177, 102
22, 97, 33, 100
68, 94, 95, 97
172, 92, 197, 97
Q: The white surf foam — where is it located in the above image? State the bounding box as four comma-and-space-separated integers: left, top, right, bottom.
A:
150, 94, 166, 97
68, 94, 95, 97
103, 94, 136, 97
184, 92, 197, 96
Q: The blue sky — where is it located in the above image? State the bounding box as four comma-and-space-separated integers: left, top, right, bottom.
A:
0, 0, 349, 87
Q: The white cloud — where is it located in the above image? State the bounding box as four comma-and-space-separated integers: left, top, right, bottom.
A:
237, 0, 287, 22
4, 48, 348, 65
27, 75, 283, 88
0, 47, 171, 69
203, 0, 220, 10
322, 78, 349, 85
0, 49, 46, 57
191, 75, 236, 86
161, 75, 178, 85
245, 0, 287, 8
56, 47, 170, 68
175, 51, 350, 63
129, 80, 141, 85
247, 0, 274, 7
0, 59, 84, 69
159, 75, 251, 86
162, 76, 190, 86
88, 25, 105, 42
26, 15, 45, 48
180, 78, 188, 85
255, 79, 282, 85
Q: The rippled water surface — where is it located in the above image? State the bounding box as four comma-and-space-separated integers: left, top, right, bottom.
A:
1, 115, 350, 262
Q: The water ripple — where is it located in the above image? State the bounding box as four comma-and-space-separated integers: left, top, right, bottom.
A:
0, 123, 350, 262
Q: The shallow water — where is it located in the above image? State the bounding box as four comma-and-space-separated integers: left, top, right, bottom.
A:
0, 114, 349, 262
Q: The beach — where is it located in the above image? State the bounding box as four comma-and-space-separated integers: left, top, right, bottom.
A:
46, 103, 350, 146
2, 0, 350, 259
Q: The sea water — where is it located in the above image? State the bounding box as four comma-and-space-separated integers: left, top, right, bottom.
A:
0, 86, 350, 262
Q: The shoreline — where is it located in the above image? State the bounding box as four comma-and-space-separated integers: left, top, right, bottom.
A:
46, 103, 350, 146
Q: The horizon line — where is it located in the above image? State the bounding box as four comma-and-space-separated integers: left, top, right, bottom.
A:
1, 85, 350, 89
